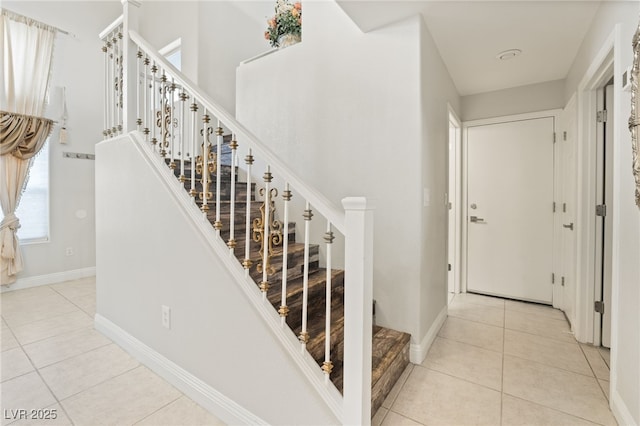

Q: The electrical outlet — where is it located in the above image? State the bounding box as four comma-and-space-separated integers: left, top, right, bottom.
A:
65, 247, 74, 256
161, 305, 171, 329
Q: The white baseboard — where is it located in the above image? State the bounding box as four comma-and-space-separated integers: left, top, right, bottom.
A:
611, 388, 638, 426
1, 267, 96, 293
409, 305, 448, 364
94, 314, 267, 426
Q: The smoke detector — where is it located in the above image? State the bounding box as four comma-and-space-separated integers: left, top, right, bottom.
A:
497, 49, 522, 60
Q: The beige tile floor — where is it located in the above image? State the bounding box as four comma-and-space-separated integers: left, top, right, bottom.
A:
0, 277, 225, 426
2, 280, 615, 426
375, 292, 616, 426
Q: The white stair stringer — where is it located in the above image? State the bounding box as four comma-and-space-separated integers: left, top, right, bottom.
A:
95, 131, 342, 425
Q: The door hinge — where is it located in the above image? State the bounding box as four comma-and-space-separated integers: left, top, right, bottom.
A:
552, 273, 555, 284
563, 203, 567, 213
597, 110, 608, 123
448, 263, 452, 271
561, 276, 565, 287
553, 202, 556, 213
596, 204, 607, 217
553, 132, 557, 143
595, 300, 605, 314
563, 131, 567, 141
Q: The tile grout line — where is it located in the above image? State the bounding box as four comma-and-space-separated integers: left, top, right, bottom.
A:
2, 303, 77, 426
502, 392, 609, 426
131, 394, 184, 425
414, 363, 501, 394
578, 343, 611, 403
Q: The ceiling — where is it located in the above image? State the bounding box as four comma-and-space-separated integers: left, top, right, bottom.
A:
336, 1, 602, 96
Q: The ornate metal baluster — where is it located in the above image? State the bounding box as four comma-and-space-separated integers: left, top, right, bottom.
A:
158, 72, 168, 157
252, 167, 284, 299
150, 62, 158, 150
179, 89, 188, 183
299, 202, 313, 350
243, 149, 254, 275
196, 112, 214, 215
117, 31, 123, 134
323, 222, 335, 382
112, 33, 118, 135
279, 183, 292, 326
228, 135, 238, 252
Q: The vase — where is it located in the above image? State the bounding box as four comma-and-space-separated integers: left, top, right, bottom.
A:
278, 33, 301, 48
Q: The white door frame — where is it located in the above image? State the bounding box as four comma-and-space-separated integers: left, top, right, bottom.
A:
447, 105, 462, 296
574, 26, 619, 347
461, 109, 561, 295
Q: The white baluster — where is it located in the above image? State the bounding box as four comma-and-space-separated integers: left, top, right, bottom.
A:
228, 135, 238, 253
279, 183, 292, 326
136, 50, 142, 131
243, 149, 254, 275
214, 121, 223, 235
323, 221, 334, 383
300, 201, 313, 350
189, 98, 198, 198
143, 56, 149, 141
179, 89, 187, 183
169, 77, 176, 167
103, 42, 108, 139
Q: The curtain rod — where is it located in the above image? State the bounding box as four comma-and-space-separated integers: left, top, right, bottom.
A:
1, 8, 77, 39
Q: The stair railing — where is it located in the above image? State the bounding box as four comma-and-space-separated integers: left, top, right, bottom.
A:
100, 3, 373, 425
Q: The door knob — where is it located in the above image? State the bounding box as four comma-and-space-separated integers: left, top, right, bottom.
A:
470, 216, 485, 223
563, 223, 574, 231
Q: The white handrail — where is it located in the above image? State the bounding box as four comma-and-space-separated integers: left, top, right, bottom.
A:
129, 30, 346, 233
99, 15, 123, 41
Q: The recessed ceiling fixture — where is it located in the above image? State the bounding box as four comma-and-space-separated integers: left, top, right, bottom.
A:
496, 49, 522, 60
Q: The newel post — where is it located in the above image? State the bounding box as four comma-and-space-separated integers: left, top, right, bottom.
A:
342, 197, 374, 426
121, 0, 141, 133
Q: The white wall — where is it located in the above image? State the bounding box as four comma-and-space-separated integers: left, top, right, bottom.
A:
237, 2, 460, 359
137, 1, 272, 115
565, 2, 640, 424
418, 19, 461, 347
96, 134, 340, 425
197, 1, 273, 115
138, 1, 200, 83
461, 79, 566, 121
4, 1, 121, 284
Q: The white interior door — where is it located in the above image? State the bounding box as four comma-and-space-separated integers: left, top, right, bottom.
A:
447, 116, 461, 298
560, 100, 578, 326
601, 84, 614, 348
466, 116, 555, 303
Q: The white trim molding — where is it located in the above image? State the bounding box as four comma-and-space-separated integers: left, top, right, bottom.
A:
409, 305, 447, 364
1, 267, 96, 293
94, 314, 268, 426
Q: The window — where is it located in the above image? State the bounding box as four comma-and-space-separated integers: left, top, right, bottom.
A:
0, 141, 50, 243
159, 38, 181, 71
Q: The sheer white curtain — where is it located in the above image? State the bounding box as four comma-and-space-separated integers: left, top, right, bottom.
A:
0, 9, 56, 285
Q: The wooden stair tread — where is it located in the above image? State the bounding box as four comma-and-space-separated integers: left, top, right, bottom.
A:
163, 146, 412, 417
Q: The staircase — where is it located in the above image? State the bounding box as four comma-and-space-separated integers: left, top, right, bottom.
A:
166, 138, 410, 416
100, 13, 411, 422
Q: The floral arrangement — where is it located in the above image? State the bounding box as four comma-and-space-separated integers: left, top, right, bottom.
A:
264, 0, 302, 48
